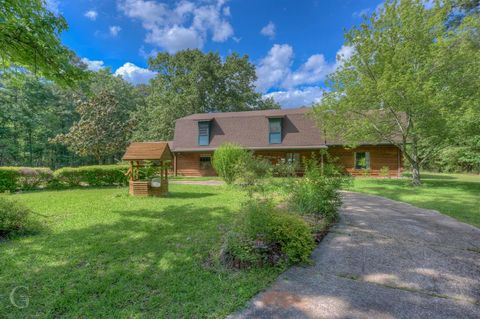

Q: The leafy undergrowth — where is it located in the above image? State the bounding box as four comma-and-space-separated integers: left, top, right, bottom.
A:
347, 172, 480, 227
0, 185, 283, 318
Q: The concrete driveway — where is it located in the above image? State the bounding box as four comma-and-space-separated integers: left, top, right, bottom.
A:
230, 192, 480, 319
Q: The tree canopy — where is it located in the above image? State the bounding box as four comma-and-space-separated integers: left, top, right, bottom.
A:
52, 70, 143, 162
0, 0, 86, 86
313, 0, 480, 184
133, 49, 279, 141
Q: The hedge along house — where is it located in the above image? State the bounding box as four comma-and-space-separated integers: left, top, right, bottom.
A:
122, 142, 173, 196
170, 107, 403, 177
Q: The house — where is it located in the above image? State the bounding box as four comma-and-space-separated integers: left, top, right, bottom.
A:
169, 107, 402, 177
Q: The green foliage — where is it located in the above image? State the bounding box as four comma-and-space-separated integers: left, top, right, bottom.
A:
272, 159, 298, 177
0, 197, 34, 238
290, 158, 347, 221
0, 0, 87, 86
313, 0, 480, 185
379, 166, 390, 178
52, 70, 140, 162
0, 167, 53, 191
222, 200, 315, 267
212, 143, 250, 184
138, 160, 163, 180
17, 167, 53, 190
132, 50, 279, 141
0, 167, 20, 192
54, 165, 128, 187
234, 154, 273, 194
0, 185, 283, 318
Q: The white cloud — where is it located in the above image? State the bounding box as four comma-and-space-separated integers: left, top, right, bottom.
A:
114, 62, 157, 85
264, 87, 326, 108
139, 46, 158, 59
260, 21, 276, 39
46, 0, 60, 15
223, 6, 231, 16
192, 4, 233, 42
118, 0, 234, 53
282, 54, 333, 88
255, 44, 293, 93
109, 26, 122, 36
146, 26, 203, 53
81, 58, 106, 71
335, 45, 355, 69
352, 8, 370, 18
256, 44, 354, 94
84, 10, 98, 20
255, 44, 354, 107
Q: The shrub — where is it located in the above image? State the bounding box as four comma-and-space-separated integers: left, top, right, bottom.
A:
272, 159, 298, 177
234, 154, 272, 193
0, 198, 35, 238
221, 200, 315, 268
290, 158, 347, 221
379, 166, 390, 178
0, 167, 53, 192
17, 167, 54, 190
212, 143, 250, 184
0, 167, 21, 192
360, 168, 371, 177
54, 165, 129, 187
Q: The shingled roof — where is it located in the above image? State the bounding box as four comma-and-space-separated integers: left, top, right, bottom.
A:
172, 107, 328, 151
122, 142, 173, 161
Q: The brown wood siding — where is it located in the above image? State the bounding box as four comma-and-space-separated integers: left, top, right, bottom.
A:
175, 152, 216, 176
174, 146, 402, 177
328, 145, 402, 177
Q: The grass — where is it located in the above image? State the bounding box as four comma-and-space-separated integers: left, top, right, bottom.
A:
0, 185, 282, 318
347, 172, 480, 227
170, 176, 222, 181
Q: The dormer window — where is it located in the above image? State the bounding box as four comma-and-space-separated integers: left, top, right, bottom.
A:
268, 118, 282, 144
198, 121, 210, 146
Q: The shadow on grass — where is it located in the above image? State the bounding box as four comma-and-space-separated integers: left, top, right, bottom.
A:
0, 202, 276, 318
165, 191, 216, 199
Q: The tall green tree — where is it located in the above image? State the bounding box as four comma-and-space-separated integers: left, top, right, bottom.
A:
52, 70, 142, 163
133, 49, 279, 141
313, 0, 479, 185
0, 0, 86, 86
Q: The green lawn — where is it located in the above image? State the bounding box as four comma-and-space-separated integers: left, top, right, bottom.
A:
347, 172, 480, 227
170, 176, 222, 181
0, 185, 281, 318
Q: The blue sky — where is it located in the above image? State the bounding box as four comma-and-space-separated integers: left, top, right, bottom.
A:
47, 0, 382, 107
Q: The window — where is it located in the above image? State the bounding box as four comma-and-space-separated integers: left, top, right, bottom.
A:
199, 155, 212, 170
269, 118, 282, 144
355, 152, 370, 169
286, 153, 300, 164
198, 121, 210, 146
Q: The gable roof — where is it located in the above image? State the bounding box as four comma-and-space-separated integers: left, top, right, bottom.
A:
172, 107, 328, 151
122, 142, 173, 161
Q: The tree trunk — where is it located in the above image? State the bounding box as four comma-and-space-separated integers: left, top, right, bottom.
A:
410, 137, 421, 186
411, 161, 421, 186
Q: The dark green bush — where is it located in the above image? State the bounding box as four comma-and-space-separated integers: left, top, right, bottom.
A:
54, 165, 129, 187
0, 167, 21, 192
0, 167, 53, 192
0, 198, 35, 238
212, 143, 250, 184
222, 200, 315, 268
290, 158, 348, 221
